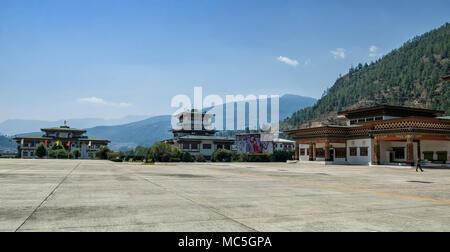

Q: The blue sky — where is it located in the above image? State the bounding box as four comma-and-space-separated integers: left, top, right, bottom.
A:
0, 0, 449, 122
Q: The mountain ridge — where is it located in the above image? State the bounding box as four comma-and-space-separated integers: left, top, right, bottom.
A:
283, 23, 450, 129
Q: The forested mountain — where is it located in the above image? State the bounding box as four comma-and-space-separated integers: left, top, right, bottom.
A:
283, 23, 450, 129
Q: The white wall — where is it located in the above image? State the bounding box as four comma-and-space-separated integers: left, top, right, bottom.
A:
346, 138, 372, 165
379, 141, 418, 164
420, 140, 450, 162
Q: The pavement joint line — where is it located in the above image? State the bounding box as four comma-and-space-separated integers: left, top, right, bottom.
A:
115, 164, 259, 232
193, 167, 450, 205
14, 162, 82, 232
17, 217, 236, 231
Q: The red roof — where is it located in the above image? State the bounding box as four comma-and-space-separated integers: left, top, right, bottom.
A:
338, 105, 444, 116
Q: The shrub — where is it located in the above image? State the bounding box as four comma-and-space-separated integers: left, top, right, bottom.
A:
239, 153, 249, 162
95, 147, 111, 160
212, 149, 233, 162
181, 152, 194, 162
107, 151, 120, 161
57, 149, 69, 159
194, 153, 206, 162
48, 149, 69, 159
231, 151, 240, 162
247, 154, 271, 162
134, 146, 149, 161
148, 143, 182, 162
34, 143, 47, 158
271, 150, 295, 162
169, 157, 181, 162
71, 149, 81, 159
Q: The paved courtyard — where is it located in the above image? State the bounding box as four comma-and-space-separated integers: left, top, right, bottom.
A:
0, 159, 449, 232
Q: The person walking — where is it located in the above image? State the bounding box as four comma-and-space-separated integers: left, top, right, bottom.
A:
416, 160, 424, 172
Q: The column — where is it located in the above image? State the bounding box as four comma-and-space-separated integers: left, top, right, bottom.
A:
406, 135, 414, 165
295, 140, 300, 160
309, 142, 314, 161
345, 141, 348, 161
417, 140, 421, 162
373, 138, 380, 165
313, 143, 317, 161
325, 140, 331, 161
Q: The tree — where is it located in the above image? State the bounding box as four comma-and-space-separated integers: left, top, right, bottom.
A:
134, 146, 149, 161
34, 143, 47, 158
148, 142, 181, 162
107, 151, 120, 161
212, 149, 233, 162
49, 148, 69, 159
194, 153, 206, 162
95, 147, 111, 160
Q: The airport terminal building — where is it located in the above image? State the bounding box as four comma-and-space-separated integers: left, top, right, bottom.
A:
14, 125, 110, 159
286, 106, 450, 166
163, 110, 235, 159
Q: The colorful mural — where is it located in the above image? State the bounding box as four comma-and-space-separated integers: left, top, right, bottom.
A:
236, 133, 274, 154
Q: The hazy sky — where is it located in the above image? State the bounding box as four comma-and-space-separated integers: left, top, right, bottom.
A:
1, 0, 449, 121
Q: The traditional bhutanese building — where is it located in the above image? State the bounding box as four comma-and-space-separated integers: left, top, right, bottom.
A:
14, 124, 109, 159
285, 105, 450, 166
163, 109, 235, 159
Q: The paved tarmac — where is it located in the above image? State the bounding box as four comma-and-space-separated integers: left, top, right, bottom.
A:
0, 159, 449, 232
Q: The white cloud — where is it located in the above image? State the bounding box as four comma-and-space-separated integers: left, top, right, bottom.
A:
277, 56, 299, 67
330, 48, 346, 59
77, 97, 132, 108
369, 45, 380, 58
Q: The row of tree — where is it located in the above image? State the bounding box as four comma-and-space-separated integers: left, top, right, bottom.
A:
33, 143, 81, 159
95, 143, 295, 163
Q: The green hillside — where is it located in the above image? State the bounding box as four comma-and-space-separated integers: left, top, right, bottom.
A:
283, 23, 450, 129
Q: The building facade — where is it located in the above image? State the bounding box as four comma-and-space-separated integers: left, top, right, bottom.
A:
273, 138, 295, 151
164, 110, 235, 159
286, 106, 450, 166
14, 125, 110, 159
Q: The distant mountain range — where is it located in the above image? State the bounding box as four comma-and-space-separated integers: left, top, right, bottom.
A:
0, 115, 151, 136
1, 94, 316, 151
87, 94, 316, 150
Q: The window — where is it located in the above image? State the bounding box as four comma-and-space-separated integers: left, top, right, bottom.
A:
335, 148, 346, 158
202, 144, 211, 149
224, 144, 231, 150
191, 143, 198, 150
350, 147, 357, 156
375, 116, 383, 121
360, 147, 368, 156
358, 118, 366, 123
182, 143, 190, 150
300, 149, 305, 156
436, 151, 448, 162
350, 120, 357, 125
316, 148, 325, 158
393, 147, 405, 159
366, 117, 374, 122
423, 151, 433, 161
307, 149, 310, 155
